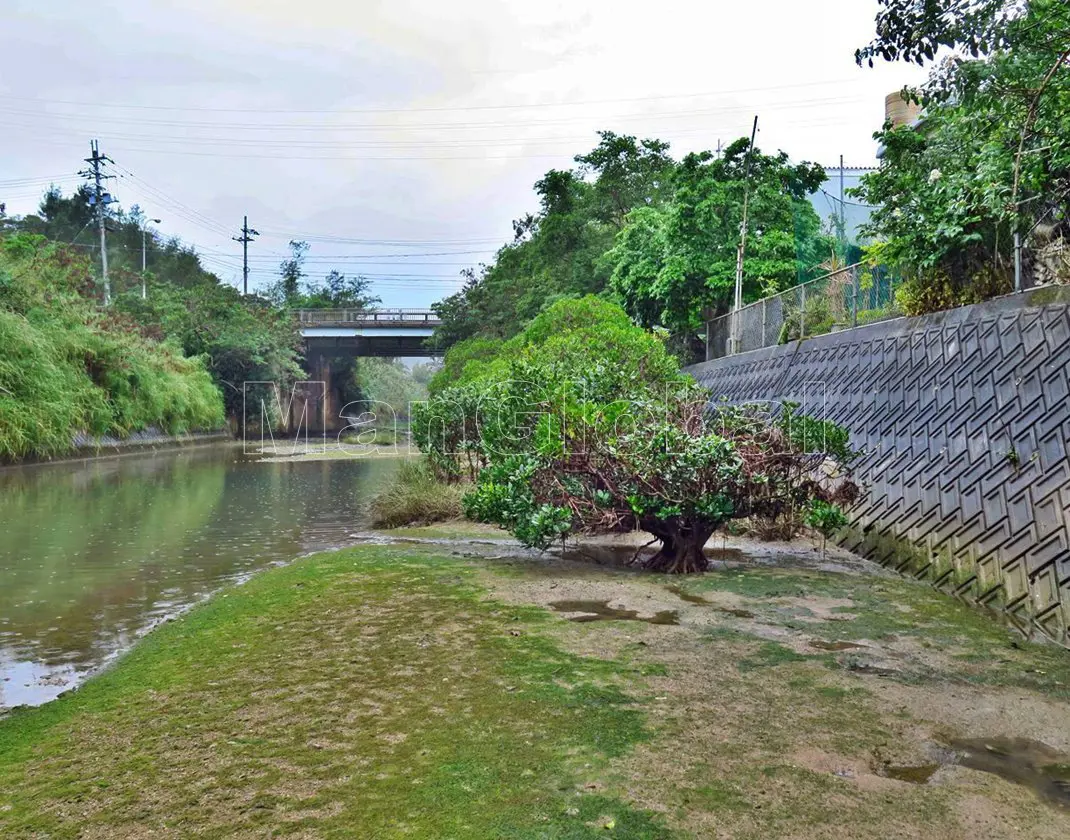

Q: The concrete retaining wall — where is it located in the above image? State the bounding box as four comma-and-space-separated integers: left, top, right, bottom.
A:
686, 286, 1070, 644
2, 429, 232, 469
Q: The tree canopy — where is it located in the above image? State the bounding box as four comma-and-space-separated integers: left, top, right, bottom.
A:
856, 0, 1070, 312
432, 131, 831, 361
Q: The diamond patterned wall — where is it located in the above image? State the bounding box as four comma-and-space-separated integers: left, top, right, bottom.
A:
686, 287, 1070, 645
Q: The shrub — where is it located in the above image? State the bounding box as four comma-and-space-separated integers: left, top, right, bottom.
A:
416, 296, 860, 572
464, 392, 858, 573
370, 459, 466, 528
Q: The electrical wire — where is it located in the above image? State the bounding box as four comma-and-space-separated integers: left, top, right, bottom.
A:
0, 78, 869, 116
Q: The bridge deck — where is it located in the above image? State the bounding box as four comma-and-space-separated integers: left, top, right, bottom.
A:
297, 308, 441, 328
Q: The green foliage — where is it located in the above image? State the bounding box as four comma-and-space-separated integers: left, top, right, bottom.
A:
1, 187, 306, 428
114, 280, 303, 423
432, 131, 830, 362
606, 140, 828, 352
370, 459, 466, 528
804, 500, 850, 539
268, 240, 381, 310
417, 297, 859, 572
13, 188, 229, 299
427, 335, 504, 395
349, 357, 427, 420
856, 0, 1070, 310
0, 235, 224, 459
274, 240, 309, 304
777, 401, 859, 466
856, 0, 1019, 68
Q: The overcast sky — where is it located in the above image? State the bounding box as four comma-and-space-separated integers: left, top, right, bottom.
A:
0, 0, 924, 307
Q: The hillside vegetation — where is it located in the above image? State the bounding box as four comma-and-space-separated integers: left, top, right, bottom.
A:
0, 234, 224, 460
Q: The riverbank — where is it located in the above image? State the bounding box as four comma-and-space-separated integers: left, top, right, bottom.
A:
2, 532, 1070, 838
0, 429, 232, 470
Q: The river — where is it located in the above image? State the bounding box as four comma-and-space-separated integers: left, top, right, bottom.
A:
0, 445, 401, 710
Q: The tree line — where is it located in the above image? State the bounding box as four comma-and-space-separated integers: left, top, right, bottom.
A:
432, 132, 839, 363
855, 0, 1070, 312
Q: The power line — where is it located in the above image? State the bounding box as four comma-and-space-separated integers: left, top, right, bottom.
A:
0, 78, 869, 116
112, 166, 233, 237
0, 93, 873, 135
201, 248, 491, 259
818, 188, 874, 208
0, 174, 81, 187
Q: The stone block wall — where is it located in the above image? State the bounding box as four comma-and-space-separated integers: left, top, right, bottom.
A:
686, 287, 1070, 645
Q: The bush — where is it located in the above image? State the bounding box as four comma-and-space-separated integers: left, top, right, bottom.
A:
370, 460, 466, 528
464, 394, 859, 573
413, 296, 687, 482
414, 296, 861, 573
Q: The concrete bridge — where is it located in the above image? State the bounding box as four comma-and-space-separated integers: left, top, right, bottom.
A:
292, 309, 441, 434
298, 308, 441, 358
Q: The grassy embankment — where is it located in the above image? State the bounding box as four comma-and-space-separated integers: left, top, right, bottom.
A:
0, 543, 665, 838
3, 536, 1070, 838
0, 236, 224, 461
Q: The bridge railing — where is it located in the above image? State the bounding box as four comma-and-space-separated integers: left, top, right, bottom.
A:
297, 308, 441, 325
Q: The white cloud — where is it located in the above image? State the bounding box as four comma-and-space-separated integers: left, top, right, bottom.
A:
0, 0, 925, 305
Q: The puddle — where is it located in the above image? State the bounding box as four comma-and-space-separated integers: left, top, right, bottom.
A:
664, 585, 755, 618
948, 737, 1070, 810
548, 600, 679, 625
881, 763, 940, 784
665, 585, 712, 605
809, 640, 865, 651
872, 738, 1070, 809
718, 607, 756, 619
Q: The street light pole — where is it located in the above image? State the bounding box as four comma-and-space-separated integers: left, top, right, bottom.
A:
730, 116, 759, 355
141, 217, 161, 300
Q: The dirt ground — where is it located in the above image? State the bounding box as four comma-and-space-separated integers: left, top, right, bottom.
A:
442, 530, 1070, 839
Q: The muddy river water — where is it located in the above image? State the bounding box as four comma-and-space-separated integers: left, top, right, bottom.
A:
0, 445, 400, 710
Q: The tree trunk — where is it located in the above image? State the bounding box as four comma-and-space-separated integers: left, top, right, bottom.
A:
638, 520, 717, 574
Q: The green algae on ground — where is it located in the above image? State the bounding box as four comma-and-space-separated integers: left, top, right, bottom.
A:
683, 567, 1070, 699
0, 545, 672, 839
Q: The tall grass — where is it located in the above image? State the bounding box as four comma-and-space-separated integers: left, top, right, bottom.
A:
370, 460, 466, 528
0, 235, 225, 460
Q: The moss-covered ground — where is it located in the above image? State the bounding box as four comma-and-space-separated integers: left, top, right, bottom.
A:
3, 536, 1070, 839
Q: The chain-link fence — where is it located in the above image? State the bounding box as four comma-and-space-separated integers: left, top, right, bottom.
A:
705, 263, 901, 360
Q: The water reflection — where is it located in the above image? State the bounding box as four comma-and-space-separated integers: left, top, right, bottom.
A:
0, 446, 400, 709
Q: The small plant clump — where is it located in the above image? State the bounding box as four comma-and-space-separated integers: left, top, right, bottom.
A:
370, 459, 466, 528
804, 499, 851, 557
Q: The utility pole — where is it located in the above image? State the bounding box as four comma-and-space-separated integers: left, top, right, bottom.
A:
233, 216, 259, 295
81, 140, 115, 304
730, 116, 759, 356
141, 216, 161, 299
839, 153, 847, 255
